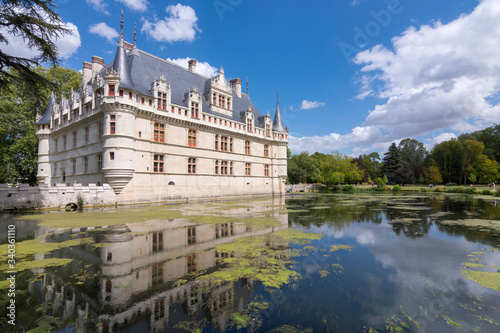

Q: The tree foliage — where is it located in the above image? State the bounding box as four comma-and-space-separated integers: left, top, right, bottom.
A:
0, 65, 81, 185
0, 0, 69, 99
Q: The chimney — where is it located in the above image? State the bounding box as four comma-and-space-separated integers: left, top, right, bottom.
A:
188, 59, 197, 73
82, 61, 92, 85
92, 56, 105, 75
230, 78, 242, 98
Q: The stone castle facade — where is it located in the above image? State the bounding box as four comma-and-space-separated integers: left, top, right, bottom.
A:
35, 19, 288, 204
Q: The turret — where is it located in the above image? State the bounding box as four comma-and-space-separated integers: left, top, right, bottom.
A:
272, 92, 286, 132
36, 92, 55, 185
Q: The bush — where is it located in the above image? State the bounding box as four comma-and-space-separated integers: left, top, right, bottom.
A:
433, 187, 444, 192
495, 189, 500, 197
392, 185, 402, 192
447, 187, 465, 193
76, 193, 84, 210
480, 189, 492, 195
446, 182, 458, 187
332, 185, 342, 192
342, 185, 355, 192
318, 186, 329, 193
464, 187, 477, 194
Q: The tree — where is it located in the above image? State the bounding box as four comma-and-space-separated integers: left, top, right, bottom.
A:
430, 139, 463, 184
0, 0, 69, 99
0, 65, 81, 185
474, 154, 500, 184
381, 143, 400, 183
398, 138, 426, 184
460, 140, 484, 185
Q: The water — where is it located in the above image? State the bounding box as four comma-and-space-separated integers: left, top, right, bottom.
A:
1, 193, 499, 332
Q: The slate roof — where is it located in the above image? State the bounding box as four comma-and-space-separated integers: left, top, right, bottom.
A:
37, 93, 55, 124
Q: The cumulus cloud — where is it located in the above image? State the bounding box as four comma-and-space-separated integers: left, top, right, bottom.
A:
86, 0, 109, 15
300, 100, 326, 110
116, 0, 148, 12
291, 0, 500, 154
141, 4, 200, 43
89, 22, 119, 43
166, 57, 218, 78
0, 21, 80, 60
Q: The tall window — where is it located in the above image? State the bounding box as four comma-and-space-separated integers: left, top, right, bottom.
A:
73, 131, 77, 148
221, 161, 228, 175
98, 122, 103, 140
245, 141, 250, 155
157, 92, 167, 110
154, 123, 165, 142
119, 89, 124, 97
264, 164, 270, 177
188, 158, 196, 174
191, 102, 199, 118
218, 95, 222, 107
264, 144, 269, 157
247, 119, 253, 132
72, 159, 76, 175
84, 157, 88, 173
221, 136, 228, 152
188, 129, 196, 147
245, 163, 251, 176
188, 227, 196, 244
108, 84, 115, 96
227, 97, 231, 110
97, 154, 102, 171
266, 124, 271, 137
85, 126, 89, 144
110, 152, 114, 160
215, 160, 219, 175
54, 138, 58, 153
213, 93, 217, 105
154, 298, 165, 320
152, 263, 163, 286
187, 253, 196, 273
110, 115, 116, 134
152, 232, 163, 252
63, 135, 67, 150
153, 155, 164, 173
230, 162, 233, 175
230, 138, 233, 152
129, 91, 132, 99
215, 134, 219, 150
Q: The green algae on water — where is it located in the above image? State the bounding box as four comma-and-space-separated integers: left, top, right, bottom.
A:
461, 271, 500, 291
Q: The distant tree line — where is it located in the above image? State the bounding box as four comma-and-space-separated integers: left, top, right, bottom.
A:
287, 125, 500, 185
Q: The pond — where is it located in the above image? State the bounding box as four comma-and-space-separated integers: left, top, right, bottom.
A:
1, 193, 499, 332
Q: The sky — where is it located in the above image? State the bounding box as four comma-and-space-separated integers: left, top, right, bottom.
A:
2, 0, 500, 156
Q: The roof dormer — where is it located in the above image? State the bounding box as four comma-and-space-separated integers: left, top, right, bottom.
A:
209, 66, 233, 117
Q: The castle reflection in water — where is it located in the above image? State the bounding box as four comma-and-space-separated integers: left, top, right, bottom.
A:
30, 197, 289, 332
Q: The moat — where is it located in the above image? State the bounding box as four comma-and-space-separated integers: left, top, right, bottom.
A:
1, 193, 499, 332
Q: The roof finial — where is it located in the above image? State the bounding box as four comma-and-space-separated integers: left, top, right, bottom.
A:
133, 22, 137, 47
120, 10, 124, 38
246, 77, 249, 95
277, 90, 279, 105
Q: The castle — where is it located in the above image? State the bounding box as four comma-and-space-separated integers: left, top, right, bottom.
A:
35, 17, 288, 204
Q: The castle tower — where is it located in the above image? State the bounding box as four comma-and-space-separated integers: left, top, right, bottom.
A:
35, 92, 55, 185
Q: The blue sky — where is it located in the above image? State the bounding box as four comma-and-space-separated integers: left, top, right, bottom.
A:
2, 0, 500, 156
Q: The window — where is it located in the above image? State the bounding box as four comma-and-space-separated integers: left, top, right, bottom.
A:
154, 155, 164, 173
129, 91, 132, 99
97, 154, 102, 171
54, 138, 58, 152
72, 159, 76, 175
152, 232, 163, 252
230, 138, 233, 152
247, 119, 253, 132
85, 126, 89, 144
227, 98, 231, 110
84, 157, 88, 173
149, 99, 152, 106
73, 131, 77, 148
188, 227, 196, 244
221, 161, 228, 175
188, 158, 196, 174
63, 135, 67, 150
152, 263, 163, 286
108, 84, 115, 96
110, 115, 116, 134
98, 122, 103, 139
191, 102, 199, 118
215, 134, 219, 150
266, 124, 271, 137
187, 253, 196, 273
230, 162, 233, 175
245, 141, 250, 155
213, 93, 217, 105
188, 129, 196, 147
141, 97, 144, 104
215, 160, 219, 175
245, 163, 251, 176
110, 152, 114, 160
264, 144, 269, 157
221, 136, 228, 151
154, 298, 165, 320
218, 94, 222, 107
264, 164, 270, 177
157, 92, 167, 110
119, 90, 124, 97
154, 123, 165, 143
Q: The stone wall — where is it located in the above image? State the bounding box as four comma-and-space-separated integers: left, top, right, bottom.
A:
0, 183, 116, 210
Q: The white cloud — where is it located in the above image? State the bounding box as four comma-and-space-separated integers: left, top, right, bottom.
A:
116, 0, 148, 12
289, 133, 343, 154
353, 0, 500, 140
292, 0, 500, 155
141, 4, 200, 43
86, 0, 109, 15
89, 22, 119, 43
0, 21, 80, 60
166, 57, 218, 78
300, 100, 326, 110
